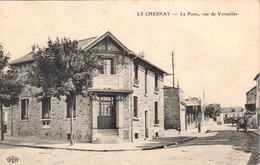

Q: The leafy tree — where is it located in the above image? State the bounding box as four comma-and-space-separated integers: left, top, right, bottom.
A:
204, 103, 222, 118
0, 45, 23, 140
30, 38, 102, 146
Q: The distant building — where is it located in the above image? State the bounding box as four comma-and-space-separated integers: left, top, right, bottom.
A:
245, 86, 256, 112
185, 97, 202, 130
164, 86, 187, 131
164, 86, 202, 132
221, 106, 245, 118
254, 73, 260, 129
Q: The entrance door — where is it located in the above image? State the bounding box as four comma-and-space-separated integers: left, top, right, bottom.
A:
97, 96, 116, 129
145, 111, 149, 138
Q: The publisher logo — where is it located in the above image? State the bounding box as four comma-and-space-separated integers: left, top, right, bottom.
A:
6, 156, 19, 163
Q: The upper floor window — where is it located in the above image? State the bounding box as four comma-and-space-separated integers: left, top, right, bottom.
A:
134, 63, 138, 80
155, 73, 158, 88
145, 69, 148, 94
21, 99, 29, 120
42, 97, 51, 119
99, 58, 115, 75
133, 96, 138, 118
66, 96, 76, 118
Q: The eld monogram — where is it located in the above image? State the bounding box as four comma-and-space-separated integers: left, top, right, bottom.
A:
6, 156, 19, 163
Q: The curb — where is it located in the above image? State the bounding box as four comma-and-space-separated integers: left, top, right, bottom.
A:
0, 137, 197, 152
248, 131, 259, 137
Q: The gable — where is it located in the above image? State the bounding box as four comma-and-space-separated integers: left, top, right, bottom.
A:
92, 38, 121, 52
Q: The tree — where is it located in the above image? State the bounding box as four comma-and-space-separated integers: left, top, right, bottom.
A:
204, 103, 222, 118
0, 45, 23, 140
30, 38, 102, 146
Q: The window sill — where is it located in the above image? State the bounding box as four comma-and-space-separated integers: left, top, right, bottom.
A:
133, 83, 139, 88
154, 124, 160, 127
64, 118, 77, 120
41, 118, 51, 121
20, 119, 29, 122
144, 94, 148, 97
133, 118, 139, 121
42, 126, 51, 129
154, 91, 159, 95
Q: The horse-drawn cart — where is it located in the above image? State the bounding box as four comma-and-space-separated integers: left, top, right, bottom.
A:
236, 117, 248, 132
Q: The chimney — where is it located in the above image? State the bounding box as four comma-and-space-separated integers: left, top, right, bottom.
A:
139, 52, 145, 58
31, 43, 39, 53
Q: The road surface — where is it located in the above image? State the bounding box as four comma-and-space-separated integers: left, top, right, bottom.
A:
0, 124, 258, 165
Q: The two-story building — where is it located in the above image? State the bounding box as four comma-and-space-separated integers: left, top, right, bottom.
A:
9, 32, 167, 143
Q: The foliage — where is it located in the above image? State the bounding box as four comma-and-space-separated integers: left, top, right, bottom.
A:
0, 44, 24, 140
30, 38, 102, 100
30, 38, 102, 145
0, 45, 23, 107
204, 103, 222, 118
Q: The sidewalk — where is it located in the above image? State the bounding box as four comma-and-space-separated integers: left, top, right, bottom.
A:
0, 123, 219, 152
0, 135, 196, 152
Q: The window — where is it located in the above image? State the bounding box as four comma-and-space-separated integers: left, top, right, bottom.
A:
99, 58, 115, 75
145, 69, 148, 94
225, 114, 227, 117
21, 99, 29, 120
134, 63, 138, 80
135, 133, 139, 139
42, 97, 51, 119
66, 96, 76, 118
98, 96, 116, 116
155, 102, 159, 124
155, 73, 158, 88
133, 96, 138, 118
3, 125, 7, 133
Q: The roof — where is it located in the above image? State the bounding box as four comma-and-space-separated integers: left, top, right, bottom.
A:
246, 86, 257, 95
254, 73, 260, 80
91, 89, 133, 94
9, 31, 168, 74
9, 52, 34, 65
185, 97, 201, 106
77, 36, 99, 49
222, 106, 244, 113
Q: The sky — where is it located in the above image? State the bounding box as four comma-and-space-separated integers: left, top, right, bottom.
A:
0, 1, 259, 107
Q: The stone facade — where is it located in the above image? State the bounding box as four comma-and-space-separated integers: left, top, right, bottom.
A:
9, 32, 165, 142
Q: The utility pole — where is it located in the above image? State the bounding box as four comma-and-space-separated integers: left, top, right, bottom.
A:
172, 52, 175, 88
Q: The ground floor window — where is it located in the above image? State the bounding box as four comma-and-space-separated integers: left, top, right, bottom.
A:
66, 96, 76, 118
154, 102, 159, 124
42, 97, 51, 119
21, 99, 29, 120
133, 96, 138, 118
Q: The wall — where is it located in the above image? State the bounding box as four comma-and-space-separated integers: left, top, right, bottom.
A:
164, 87, 180, 129
11, 85, 92, 142
131, 62, 164, 140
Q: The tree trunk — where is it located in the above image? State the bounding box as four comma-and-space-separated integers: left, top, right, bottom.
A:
70, 95, 74, 146
1, 103, 4, 140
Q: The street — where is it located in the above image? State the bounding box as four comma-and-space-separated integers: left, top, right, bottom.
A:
0, 124, 258, 165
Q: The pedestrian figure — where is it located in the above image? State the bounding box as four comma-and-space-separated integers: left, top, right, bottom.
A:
198, 122, 201, 133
